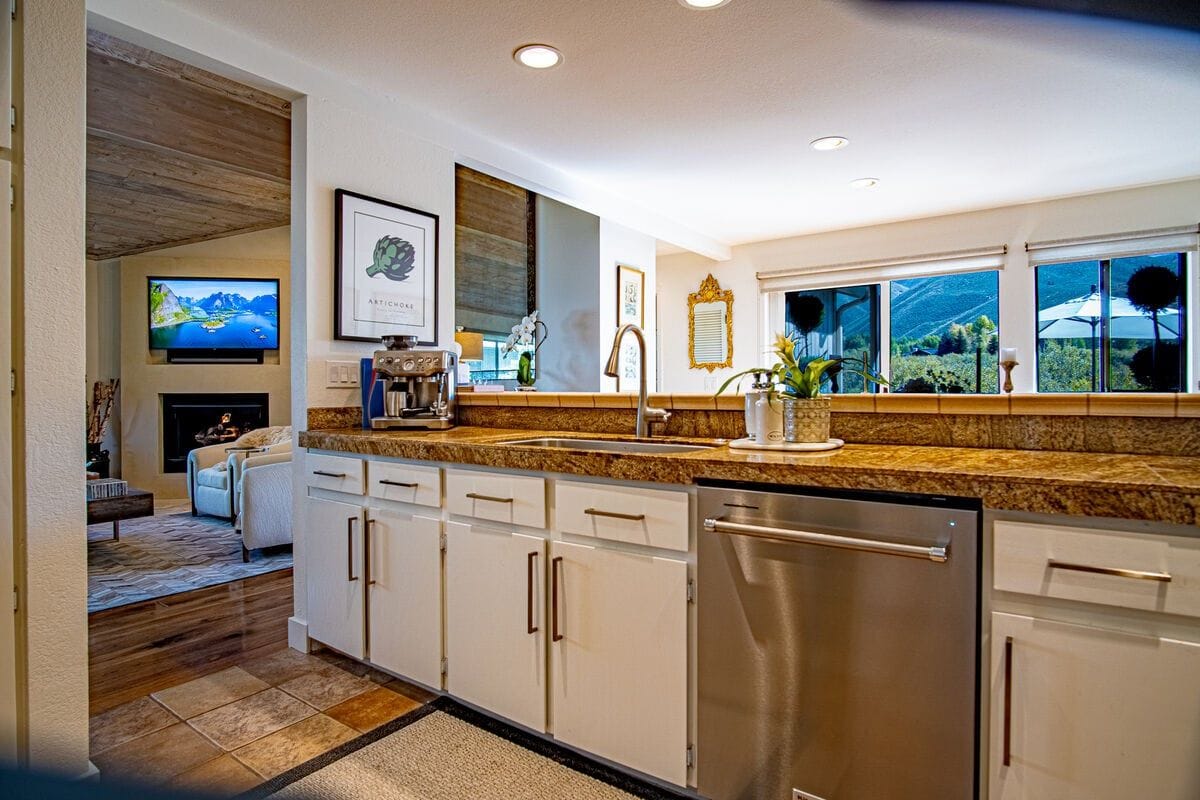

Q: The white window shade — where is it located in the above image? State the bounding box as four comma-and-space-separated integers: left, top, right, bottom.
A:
1026, 225, 1200, 265
757, 245, 1007, 293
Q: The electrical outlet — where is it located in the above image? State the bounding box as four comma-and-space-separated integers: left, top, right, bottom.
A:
325, 360, 360, 389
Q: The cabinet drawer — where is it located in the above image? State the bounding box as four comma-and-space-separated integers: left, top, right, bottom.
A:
446, 468, 546, 529
556, 479, 689, 552
994, 520, 1200, 618
306, 452, 365, 495
367, 461, 441, 508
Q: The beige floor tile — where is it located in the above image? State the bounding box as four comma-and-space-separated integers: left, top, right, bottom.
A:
238, 648, 327, 686
325, 686, 422, 733
278, 665, 373, 710
152, 666, 270, 719
232, 714, 358, 779
188, 688, 316, 751
90, 695, 179, 755
384, 677, 439, 705
313, 648, 395, 685
169, 753, 263, 797
92, 722, 222, 785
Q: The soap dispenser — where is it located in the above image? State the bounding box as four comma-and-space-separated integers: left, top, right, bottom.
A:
744, 371, 770, 440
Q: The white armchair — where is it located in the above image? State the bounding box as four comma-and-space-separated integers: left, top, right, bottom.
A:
235, 451, 293, 561
187, 426, 292, 521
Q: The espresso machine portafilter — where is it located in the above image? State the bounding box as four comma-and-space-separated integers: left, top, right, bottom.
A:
369, 335, 457, 430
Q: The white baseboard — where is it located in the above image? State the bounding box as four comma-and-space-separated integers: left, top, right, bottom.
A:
287, 616, 309, 652
77, 761, 100, 781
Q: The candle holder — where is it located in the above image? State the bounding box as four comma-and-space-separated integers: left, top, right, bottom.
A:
1001, 359, 1019, 394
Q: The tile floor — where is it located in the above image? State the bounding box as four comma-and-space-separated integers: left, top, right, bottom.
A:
89, 646, 437, 796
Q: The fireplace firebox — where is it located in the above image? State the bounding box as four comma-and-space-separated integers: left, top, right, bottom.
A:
161, 393, 269, 474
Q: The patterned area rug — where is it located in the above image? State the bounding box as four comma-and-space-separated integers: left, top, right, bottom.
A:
88, 509, 292, 613
248, 697, 686, 800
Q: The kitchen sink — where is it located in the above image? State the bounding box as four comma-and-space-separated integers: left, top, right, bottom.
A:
500, 437, 718, 455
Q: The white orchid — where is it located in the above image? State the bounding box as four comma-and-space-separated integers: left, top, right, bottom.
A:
502, 309, 544, 356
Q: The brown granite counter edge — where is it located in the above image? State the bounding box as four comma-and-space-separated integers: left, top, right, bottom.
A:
297, 430, 1199, 526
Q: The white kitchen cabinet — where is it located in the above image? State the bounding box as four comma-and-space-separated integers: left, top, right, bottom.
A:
365, 508, 442, 688
550, 540, 689, 786
445, 520, 547, 731
305, 495, 364, 659
990, 612, 1200, 800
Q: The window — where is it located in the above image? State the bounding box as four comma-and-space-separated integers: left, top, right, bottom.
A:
1036, 253, 1186, 392
467, 336, 525, 382
890, 271, 1000, 393
782, 284, 880, 393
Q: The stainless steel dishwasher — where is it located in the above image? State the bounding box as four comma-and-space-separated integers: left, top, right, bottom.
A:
697, 482, 979, 800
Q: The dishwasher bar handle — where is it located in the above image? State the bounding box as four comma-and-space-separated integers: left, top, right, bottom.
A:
703, 517, 949, 563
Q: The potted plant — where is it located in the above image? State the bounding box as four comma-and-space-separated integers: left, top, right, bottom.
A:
718, 332, 887, 443
502, 310, 549, 391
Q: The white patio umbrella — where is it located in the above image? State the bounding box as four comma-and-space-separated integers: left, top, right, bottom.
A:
1037, 290, 1181, 390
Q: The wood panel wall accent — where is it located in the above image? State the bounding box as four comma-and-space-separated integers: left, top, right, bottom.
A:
85, 31, 292, 259
454, 165, 535, 335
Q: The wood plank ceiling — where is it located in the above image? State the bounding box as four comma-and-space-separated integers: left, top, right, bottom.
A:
86, 31, 291, 260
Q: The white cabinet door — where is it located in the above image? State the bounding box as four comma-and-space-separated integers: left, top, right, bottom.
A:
366, 508, 442, 688
550, 540, 688, 786
991, 612, 1200, 800
305, 496, 365, 659
445, 520, 546, 731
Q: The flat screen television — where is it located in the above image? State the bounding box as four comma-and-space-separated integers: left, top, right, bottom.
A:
148, 277, 280, 351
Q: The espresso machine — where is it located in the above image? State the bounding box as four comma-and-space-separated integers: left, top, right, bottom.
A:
369, 335, 457, 430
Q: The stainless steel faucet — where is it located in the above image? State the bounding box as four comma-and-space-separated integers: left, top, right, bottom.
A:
604, 323, 670, 438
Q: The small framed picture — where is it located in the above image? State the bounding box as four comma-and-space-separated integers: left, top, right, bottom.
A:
334, 189, 439, 343
615, 264, 645, 391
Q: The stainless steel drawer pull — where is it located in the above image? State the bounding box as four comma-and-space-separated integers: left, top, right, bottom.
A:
379, 479, 419, 488
584, 508, 646, 522
704, 517, 949, 563
465, 492, 514, 504
313, 469, 347, 478
1048, 560, 1171, 583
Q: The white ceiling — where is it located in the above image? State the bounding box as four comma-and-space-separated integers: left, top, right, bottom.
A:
162, 0, 1200, 251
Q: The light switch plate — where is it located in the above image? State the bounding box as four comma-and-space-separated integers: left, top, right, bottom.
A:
325, 360, 360, 389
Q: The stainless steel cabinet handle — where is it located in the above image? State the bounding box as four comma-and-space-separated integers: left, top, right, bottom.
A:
366, 519, 377, 586
551, 556, 564, 642
465, 492, 514, 504
379, 479, 419, 488
346, 516, 358, 582
584, 508, 646, 522
313, 469, 347, 478
1048, 560, 1171, 583
1003, 636, 1013, 767
704, 517, 949, 563
527, 551, 539, 635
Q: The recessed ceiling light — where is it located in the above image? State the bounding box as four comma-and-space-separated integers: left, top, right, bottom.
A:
679, 0, 733, 9
850, 177, 880, 189
810, 136, 849, 151
514, 44, 563, 70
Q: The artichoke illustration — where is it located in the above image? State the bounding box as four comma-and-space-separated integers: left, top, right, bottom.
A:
364, 236, 416, 282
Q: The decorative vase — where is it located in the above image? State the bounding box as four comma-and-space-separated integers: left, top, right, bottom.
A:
781, 396, 831, 443
516, 351, 536, 390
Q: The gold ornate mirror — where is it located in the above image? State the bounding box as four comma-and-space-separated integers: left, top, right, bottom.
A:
688, 273, 734, 371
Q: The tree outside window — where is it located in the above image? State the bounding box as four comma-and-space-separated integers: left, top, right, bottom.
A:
782, 284, 880, 393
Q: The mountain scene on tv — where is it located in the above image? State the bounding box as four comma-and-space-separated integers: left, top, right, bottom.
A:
150, 279, 279, 349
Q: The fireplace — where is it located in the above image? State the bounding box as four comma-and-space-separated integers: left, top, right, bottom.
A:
161, 393, 270, 474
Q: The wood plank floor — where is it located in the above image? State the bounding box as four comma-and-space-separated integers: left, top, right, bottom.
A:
88, 568, 294, 715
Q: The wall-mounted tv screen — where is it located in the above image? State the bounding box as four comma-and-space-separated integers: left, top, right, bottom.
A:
149, 277, 280, 350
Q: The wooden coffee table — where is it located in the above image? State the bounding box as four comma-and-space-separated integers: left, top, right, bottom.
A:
87, 489, 154, 541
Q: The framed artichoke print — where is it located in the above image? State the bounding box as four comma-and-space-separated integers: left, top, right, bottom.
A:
334, 189, 439, 343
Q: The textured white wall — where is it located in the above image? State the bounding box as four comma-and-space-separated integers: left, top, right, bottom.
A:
598, 219, 656, 393
20, 0, 90, 776
658, 179, 1200, 393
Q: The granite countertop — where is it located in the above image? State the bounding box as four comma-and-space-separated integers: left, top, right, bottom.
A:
298, 426, 1200, 526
